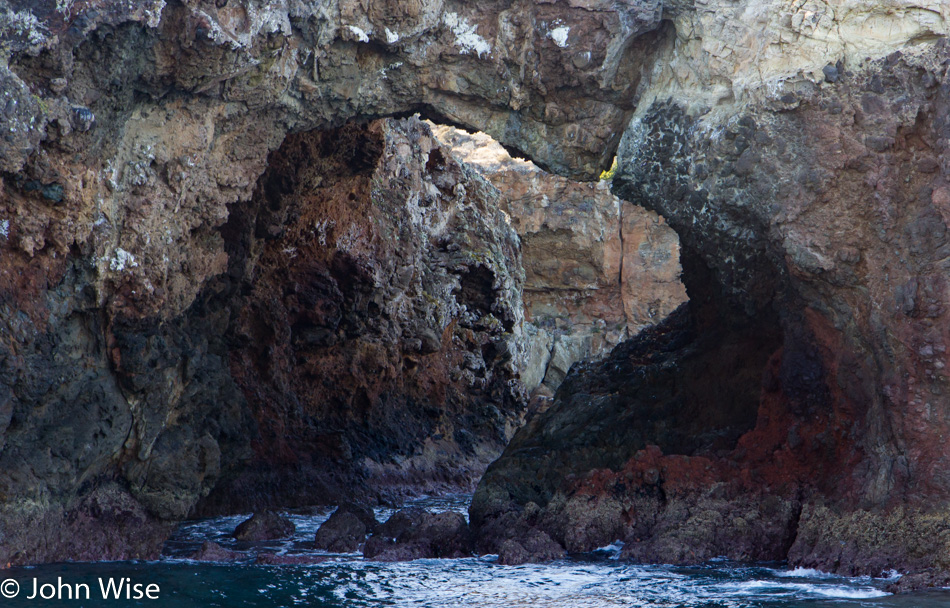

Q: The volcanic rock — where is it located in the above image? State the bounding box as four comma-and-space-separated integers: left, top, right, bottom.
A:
364, 509, 471, 560
314, 505, 378, 553
433, 126, 687, 397
0, 0, 664, 564
471, 0, 950, 583
3, 0, 950, 587
497, 531, 566, 566
233, 511, 296, 541
370, 507, 428, 542
190, 541, 244, 562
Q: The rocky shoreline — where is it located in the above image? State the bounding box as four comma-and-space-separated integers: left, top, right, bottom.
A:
2, 0, 950, 592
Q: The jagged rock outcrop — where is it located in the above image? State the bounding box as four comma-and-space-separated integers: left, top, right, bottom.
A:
203, 118, 527, 511
4, 0, 950, 587
314, 503, 378, 553
363, 507, 472, 560
472, 0, 950, 589
0, 109, 527, 563
190, 541, 244, 562
0, 0, 668, 564
433, 126, 686, 398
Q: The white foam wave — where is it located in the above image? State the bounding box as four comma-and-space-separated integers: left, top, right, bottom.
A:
719, 579, 889, 600
810, 585, 889, 599
771, 566, 837, 579
593, 540, 624, 557
157, 495, 917, 607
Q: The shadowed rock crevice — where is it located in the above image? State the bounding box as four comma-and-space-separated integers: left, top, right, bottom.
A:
0, 0, 685, 550
431, 124, 688, 404
197, 118, 527, 515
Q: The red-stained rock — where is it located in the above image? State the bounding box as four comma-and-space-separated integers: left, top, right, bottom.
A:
4, 0, 950, 585
200, 117, 526, 511
0, 0, 669, 565
472, 41, 950, 583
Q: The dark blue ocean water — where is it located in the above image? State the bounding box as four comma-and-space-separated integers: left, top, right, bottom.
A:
4, 496, 949, 608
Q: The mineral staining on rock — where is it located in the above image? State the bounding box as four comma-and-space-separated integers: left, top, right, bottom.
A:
0, 109, 527, 564
2, 0, 950, 588
0, 0, 667, 565
209, 117, 527, 511
616, 18, 950, 581
472, 0, 950, 587
638, 0, 950, 120
433, 126, 686, 398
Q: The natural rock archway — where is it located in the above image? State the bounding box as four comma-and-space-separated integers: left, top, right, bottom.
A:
0, 0, 677, 563
3, 0, 950, 586
470, 2, 950, 588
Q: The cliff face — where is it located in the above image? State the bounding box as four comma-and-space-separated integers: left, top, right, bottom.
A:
472, 0, 950, 586
3, 0, 950, 584
0, 0, 672, 563
433, 126, 686, 399
0, 110, 529, 563
209, 118, 527, 511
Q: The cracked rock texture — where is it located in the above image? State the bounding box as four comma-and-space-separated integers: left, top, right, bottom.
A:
4, 0, 950, 586
433, 125, 686, 398
472, 0, 950, 588
207, 117, 527, 512
0, 109, 527, 563
0, 0, 665, 563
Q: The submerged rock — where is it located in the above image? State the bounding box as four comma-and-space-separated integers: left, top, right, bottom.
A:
364, 509, 471, 561
497, 531, 566, 566
189, 542, 244, 563
233, 512, 296, 541
255, 553, 329, 566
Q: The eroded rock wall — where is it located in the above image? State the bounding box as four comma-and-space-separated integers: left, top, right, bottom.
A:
0, 0, 670, 563
208, 117, 526, 511
433, 125, 686, 399
0, 112, 527, 563
5, 0, 950, 583
472, 2, 950, 585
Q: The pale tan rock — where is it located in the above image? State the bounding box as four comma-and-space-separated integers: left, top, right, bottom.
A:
433, 125, 687, 394
621, 204, 688, 333
639, 0, 950, 122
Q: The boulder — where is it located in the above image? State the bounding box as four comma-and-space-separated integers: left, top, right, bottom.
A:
364, 509, 472, 561
497, 531, 566, 566
314, 505, 378, 553
189, 541, 244, 562
233, 512, 296, 541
